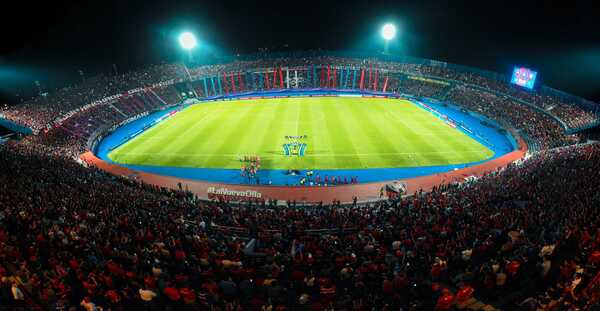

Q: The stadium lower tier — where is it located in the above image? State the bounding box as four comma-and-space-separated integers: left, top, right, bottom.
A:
91, 90, 520, 197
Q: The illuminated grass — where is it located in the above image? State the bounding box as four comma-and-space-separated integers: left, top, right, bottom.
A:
108, 97, 493, 170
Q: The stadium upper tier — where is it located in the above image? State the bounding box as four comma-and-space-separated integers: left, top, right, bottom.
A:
1, 53, 597, 149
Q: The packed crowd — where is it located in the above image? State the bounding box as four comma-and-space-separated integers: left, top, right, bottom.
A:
538, 95, 599, 129
27, 87, 180, 158
207, 56, 599, 130
2, 55, 597, 136
377, 61, 600, 129
394, 76, 451, 100
1, 135, 599, 310
13, 59, 580, 159
1, 64, 186, 132
446, 86, 576, 150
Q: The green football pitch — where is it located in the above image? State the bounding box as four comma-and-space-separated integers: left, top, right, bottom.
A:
108, 97, 494, 170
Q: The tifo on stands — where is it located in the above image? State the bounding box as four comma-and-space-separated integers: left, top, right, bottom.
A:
1, 53, 600, 310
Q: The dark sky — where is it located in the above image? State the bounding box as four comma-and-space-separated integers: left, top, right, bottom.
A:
1, 0, 599, 103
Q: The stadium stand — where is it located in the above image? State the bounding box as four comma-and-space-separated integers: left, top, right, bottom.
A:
0, 64, 186, 133
2, 55, 598, 136
31, 89, 177, 157
0, 54, 593, 173
1, 139, 599, 310
445, 86, 574, 151
14, 62, 581, 157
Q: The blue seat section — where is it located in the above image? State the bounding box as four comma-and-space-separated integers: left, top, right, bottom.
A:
421, 99, 517, 157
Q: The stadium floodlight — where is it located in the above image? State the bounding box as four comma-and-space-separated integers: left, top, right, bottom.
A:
381, 23, 397, 54
179, 32, 198, 50
381, 23, 396, 41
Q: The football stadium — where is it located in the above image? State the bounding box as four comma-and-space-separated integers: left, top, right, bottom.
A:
83, 57, 528, 198
1, 2, 600, 310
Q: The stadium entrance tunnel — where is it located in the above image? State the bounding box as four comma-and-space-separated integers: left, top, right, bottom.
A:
92, 89, 518, 189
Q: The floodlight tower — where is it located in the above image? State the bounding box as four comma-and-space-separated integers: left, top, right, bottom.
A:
381, 23, 396, 54
178, 31, 199, 98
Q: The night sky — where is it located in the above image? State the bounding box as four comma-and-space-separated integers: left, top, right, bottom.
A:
0, 0, 599, 104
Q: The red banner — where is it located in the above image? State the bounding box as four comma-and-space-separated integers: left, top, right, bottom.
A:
223, 72, 229, 93
265, 71, 270, 89
279, 68, 284, 89
230, 73, 236, 93
368, 64, 372, 88
374, 68, 378, 91
332, 68, 337, 88
383, 76, 389, 92
359, 69, 365, 89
